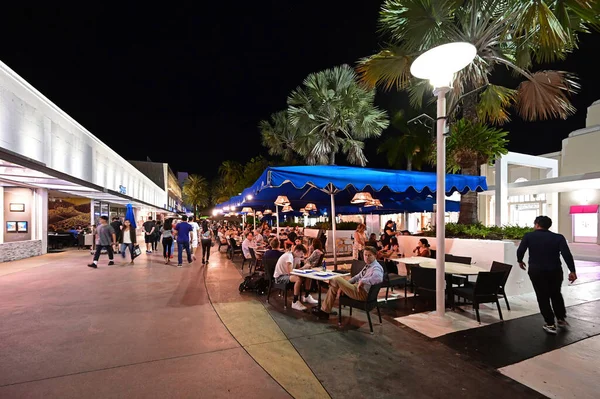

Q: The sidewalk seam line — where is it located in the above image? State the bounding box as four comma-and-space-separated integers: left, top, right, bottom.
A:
0, 345, 241, 388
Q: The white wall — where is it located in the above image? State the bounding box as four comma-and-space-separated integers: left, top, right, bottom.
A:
396, 236, 570, 296
0, 60, 166, 208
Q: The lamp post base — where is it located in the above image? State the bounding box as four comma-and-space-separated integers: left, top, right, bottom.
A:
428, 311, 453, 327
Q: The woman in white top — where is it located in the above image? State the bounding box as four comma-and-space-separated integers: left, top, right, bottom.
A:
119, 219, 137, 265
353, 223, 367, 260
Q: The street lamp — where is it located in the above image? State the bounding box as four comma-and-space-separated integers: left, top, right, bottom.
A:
410, 42, 476, 318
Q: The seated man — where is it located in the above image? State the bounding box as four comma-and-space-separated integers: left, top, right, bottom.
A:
242, 232, 256, 260
262, 238, 283, 261
313, 246, 384, 319
273, 244, 308, 311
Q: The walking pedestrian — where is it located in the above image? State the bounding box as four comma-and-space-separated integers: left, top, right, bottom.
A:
161, 219, 174, 265
517, 216, 577, 335
173, 215, 194, 267
143, 216, 156, 254
119, 219, 137, 265
200, 220, 212, 264
88, 216, 116, 268
188, 216, 200, 261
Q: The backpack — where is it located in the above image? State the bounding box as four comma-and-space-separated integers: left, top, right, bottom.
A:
239, 273, 269, 295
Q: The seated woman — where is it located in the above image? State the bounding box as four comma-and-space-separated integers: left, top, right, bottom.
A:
413, 238, 432, 257
302, 238, 324, 269
379, 242, 401, 260
366, 233, 379, 249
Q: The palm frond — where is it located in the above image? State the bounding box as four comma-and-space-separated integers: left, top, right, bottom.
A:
356, 47, 413, 91
477, 84, 517, 125
515, 70, 579, 121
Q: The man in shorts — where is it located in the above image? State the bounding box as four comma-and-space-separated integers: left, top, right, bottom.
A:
88, 216, 116, 268
188, 216, 200, 261
273, 244, 308, 311
143, 216, 156, 253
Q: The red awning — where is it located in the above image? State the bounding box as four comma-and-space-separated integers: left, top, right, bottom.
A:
570, 205, 599, 214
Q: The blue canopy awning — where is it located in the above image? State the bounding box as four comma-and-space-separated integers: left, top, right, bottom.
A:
218, 165, 486, 210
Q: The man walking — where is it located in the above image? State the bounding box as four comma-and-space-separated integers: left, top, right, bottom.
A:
143, 216, 156, 254
517, 216, 577, 334
110, 217, 122, 254
88, 216, 116, 268
173, 215, 194, 267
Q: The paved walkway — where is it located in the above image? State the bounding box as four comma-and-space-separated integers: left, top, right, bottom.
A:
0, 247, 597, 398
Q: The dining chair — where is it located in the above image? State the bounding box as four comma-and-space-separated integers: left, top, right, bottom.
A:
338, 283, 383, 334
452, 271, 505, 323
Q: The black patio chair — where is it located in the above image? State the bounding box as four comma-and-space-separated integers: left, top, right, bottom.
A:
382, 259, 407, 303
410, 266, 436, 311
452, 271, 505, 323
351, 259, 366, 277
491, 261, 513, 310
338, 283, 383, 334
264, 257, 294, 310
446, 254, 472, 287
228, 238, 242, 260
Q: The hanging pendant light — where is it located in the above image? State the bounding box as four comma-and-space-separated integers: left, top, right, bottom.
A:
274, 196, 290, 206
304, 203, 317, 211
241, 207, 253, 214
263, 209, 273, 215
299, 208, 306, 213
350, 192, 374, 204
282, 205, 293, 212
365, 199, 383, 208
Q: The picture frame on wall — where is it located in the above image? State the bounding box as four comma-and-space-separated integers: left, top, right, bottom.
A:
17, 221, 28, 233
9, 203, 25, 212
6, 221, 17, 232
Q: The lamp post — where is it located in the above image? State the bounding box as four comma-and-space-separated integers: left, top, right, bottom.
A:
410, 42, 476, 318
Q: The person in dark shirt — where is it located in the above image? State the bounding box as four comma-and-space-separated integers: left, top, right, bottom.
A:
517, 216, 577, 335
110, 217, 122, 254
174, 216, 194, 267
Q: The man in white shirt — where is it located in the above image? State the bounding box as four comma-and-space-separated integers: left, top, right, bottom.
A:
242, 232, 256, 260
188, 216, 200, 261
254, 230, 264, 245
274, 244, 308, 311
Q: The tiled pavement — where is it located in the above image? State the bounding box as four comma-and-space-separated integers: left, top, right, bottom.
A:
1, 247, 598, 398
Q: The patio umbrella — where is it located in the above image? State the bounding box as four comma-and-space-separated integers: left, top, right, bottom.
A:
125, 204, 137, 229
219, 166, 486, 268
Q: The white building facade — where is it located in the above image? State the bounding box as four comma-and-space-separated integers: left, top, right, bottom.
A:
480, 100, 600, 245
0, 60, 169, 261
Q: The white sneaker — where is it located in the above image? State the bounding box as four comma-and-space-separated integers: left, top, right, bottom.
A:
302, 294, 319, 305
292, 301, 307, 311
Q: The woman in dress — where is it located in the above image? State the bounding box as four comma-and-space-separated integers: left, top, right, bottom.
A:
353, 223, 367, 260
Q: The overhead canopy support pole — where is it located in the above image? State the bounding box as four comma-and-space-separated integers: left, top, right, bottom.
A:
276, 205, 280, 236
329, 184, 338, 271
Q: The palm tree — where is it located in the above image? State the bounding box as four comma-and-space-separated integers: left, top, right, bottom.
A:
377, 109, 433, 170
288, 64, 389, 166
358, 0, 598, 223
218, 160, 243, 197
434, 119, 509, 224
260, 111, 301, 164
182, 174, 209, 217
239, 156, 270, 189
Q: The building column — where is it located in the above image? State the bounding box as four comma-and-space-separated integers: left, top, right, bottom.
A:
0, 186, 4, 244
495, 157, 508, 226
34, 188, 48, 254
546, 167, 559, 233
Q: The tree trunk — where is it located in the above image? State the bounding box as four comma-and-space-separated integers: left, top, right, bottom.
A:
329, 151, 335, 165
457, 161, 479, 225
457, 87, 480, 224
406, 157, 412, 171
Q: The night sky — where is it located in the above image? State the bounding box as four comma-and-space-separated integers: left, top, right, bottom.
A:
2, 3, 599, 180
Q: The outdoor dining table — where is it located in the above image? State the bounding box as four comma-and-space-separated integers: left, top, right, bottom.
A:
290, 268, 350, 308
391, 256, 487, 307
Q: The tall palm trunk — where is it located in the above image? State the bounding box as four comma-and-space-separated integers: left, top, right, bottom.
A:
458, 91, 480, 224
329, 151, 335, 165
406, 157, 412, 171
457, 160, 479, 225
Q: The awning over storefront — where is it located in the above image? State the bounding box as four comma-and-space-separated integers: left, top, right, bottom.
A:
0, 156, 167, 212
570, 205, 599, 214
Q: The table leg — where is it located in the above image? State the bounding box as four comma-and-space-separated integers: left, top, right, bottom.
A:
317, 281, 322, 308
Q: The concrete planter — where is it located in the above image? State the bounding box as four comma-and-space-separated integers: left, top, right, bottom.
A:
397, 235, 569, 296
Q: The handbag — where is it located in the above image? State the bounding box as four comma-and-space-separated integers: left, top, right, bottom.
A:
132, 244, 142, 259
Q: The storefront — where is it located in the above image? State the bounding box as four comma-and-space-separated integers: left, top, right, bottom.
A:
0, 60, 169, 262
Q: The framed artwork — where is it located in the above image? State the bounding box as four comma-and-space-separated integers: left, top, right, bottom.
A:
17, 221, 28, 233
9, 203, 25, 212
6, 221, 17, 232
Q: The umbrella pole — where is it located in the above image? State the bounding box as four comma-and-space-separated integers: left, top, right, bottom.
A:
330, 191, 338, 271
276, 205, 279, 235
253, 213, 256, 232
